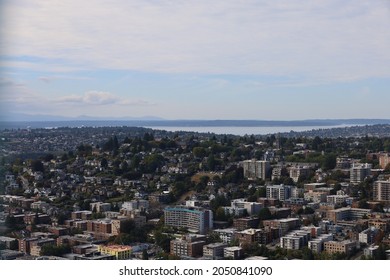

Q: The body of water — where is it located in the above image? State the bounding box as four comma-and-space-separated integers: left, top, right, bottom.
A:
144, 125, 353, 136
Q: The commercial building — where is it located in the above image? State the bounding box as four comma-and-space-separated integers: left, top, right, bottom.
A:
241, 159, 270, 180
164, 206, 213, 234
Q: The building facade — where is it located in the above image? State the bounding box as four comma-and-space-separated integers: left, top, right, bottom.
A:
164, 206, 213, 234
373, 180, 390, 202
241, 160, 270, 180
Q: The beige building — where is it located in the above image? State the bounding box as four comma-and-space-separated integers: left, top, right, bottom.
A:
324, 240, 356, 255
373, 180, 390, 202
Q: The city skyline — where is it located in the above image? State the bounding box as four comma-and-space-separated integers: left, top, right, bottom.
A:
1, 0, 390, 121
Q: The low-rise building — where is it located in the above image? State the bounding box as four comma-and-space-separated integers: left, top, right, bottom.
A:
213, 228, 238, 243
224, 246, 243, 260
324, 240, 356, 255
263, 218, 300, 235
280, 230, 311, 250
203, 243, 227, 259
233, 216, 260, 231
170, 234, 206, 258
308, 234, 333, 253
98, 245, 132, 260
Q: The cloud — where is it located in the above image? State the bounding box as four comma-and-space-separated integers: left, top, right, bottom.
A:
1, 0, 389, 84
38, 75, 92, 83
56, 91, 154, 106
0, 77, 25, 88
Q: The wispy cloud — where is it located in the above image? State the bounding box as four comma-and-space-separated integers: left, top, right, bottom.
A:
55, 91, 154, 106
1, 0, 389, 84
38, 75, 92, 83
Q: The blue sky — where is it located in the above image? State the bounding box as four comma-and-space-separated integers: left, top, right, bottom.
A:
1, 0, 389, 120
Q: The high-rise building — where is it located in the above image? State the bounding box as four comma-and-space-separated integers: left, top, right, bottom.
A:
266, 185, 293, 201
164, 206, 213, 234
241, 159, 270, 180
350, 163, 371, 184
373, 180, 390, 202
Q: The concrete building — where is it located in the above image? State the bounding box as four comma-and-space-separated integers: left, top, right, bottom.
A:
241, 159, 270, 180
324, 240, 356, 255
233, 216, 260, 230
170, 235, 206, 257
30, 238, 56, 256
359, 227, 379, 244
213, 228, 238, 243
289, 166, 312, 183
164, 206, 213, 234
0, 236, 17, 249
203, 243, 227, 259
234, 228, 273, 245
350, 163, 372, 184
308, 234, 334, 253
266, 185, 294, 201
263, 218, 300, 235
373, 180, 390, 202
224, 246, 243, 260
364, 245, 379, 258
223, 199, 262, 217
18, 237, 39, 254
326, 207, 371, 223
121, 200, 149, 211
98, 245, 132, 260
280, 230, 311, 250
71, 210, 92, 220
90, 202, 111, 213
326, 194, 351, 205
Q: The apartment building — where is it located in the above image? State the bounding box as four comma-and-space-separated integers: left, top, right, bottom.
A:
164, 206, 213, 234
373, 180, 390, 202
170, 235, 206, 257
324, 240, 356, 255
203, 243, 227, 259
241, 159, 270, 180
350, 163, 371, 184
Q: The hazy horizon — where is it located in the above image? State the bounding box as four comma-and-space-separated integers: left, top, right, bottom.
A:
1, 1, 390, 121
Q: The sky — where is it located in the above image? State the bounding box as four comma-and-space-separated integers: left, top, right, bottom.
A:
0, 0, 389, 121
